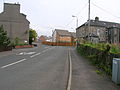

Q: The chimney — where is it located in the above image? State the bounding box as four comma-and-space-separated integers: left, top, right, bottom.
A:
4, 3, 20, 14
95, 17, 99, 21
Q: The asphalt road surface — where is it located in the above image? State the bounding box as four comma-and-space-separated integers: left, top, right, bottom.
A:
0, 45, 120, 90
0, 45, 69, 90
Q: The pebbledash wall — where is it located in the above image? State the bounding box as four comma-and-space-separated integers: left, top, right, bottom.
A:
0, 3, 30, 43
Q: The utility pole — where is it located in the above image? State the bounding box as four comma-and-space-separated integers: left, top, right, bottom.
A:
88, 0, 91, 41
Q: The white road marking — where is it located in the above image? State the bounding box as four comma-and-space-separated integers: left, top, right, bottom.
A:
67, 49, 72, 90
30, 53, 41, 58
24, 52, 36, 55
17, 52, 24, 55
1, 59, 27, 69
16, 52, 36, 55
1, 47, 56, 69
30, 47, 55, 58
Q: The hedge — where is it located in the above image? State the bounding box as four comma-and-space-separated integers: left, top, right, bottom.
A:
77, 44, 120, 76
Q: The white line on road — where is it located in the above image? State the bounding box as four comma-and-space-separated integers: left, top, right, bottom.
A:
30, 47, 55, 58
16, 52, 36, 55
67, 49, 72, 90
30, 53, 41, 58
1, 58, 27, 69
1, 47, 56, 69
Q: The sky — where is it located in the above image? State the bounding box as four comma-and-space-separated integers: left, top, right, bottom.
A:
0, 0, 120, 36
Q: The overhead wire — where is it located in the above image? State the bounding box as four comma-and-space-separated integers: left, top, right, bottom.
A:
65, 2, 88, 27
91, 2, 120, 19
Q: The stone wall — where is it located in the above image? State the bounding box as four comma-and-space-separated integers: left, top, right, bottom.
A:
77, 44, 120, 75
76, 26, 106, 43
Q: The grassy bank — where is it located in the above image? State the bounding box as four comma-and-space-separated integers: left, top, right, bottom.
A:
77, 43, 120, 76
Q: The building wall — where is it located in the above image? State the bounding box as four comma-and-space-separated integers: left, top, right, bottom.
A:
59, 36, 72, 42
52, 30, 73, 42
90, 26, 106, 42
39, 36, 46, 42
107, 27, 120, 44
76, 25, 106, 43
0, 3, 29, 43
56, 32, 60, 42
52, 30, 57, 42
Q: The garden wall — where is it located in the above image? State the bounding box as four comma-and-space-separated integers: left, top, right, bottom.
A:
0, 46, 12, 52
77, 44, 120, 76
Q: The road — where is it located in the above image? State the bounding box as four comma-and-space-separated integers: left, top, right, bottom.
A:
0, 45, 120, 90
0, 45, 70, 90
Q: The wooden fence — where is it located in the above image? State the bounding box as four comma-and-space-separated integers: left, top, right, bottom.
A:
42, 41, 76, 46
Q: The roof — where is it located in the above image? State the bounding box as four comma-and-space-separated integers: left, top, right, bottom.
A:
107, 26, 120, 29
4, 3, 20, 6
77, 19, 120, 30
55, 29, 71, 36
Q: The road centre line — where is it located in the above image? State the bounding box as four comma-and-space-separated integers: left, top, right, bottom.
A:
67, 49, 72, 90
1, 58, 27, 69
30, 53, 41, 58
30, 47, 55, 58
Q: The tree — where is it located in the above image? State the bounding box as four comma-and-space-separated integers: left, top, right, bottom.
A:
14, 37, 20, 45
29, 29, 37, 45
0, 25, 11, 46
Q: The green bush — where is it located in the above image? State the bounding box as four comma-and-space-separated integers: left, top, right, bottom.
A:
15, 43, 29, 46
0, 25, 11, 46
82, 43, 120, 54
14, 37, 20, 45
110, 46, 120, 54
77, 44, 113, 76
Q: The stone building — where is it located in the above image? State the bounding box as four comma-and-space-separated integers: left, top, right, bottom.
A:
70, 32, 76, 42
0, 3, 30, 43
76, 17, 120, 43
107, 27, 120, 44
52, 29, 73, 42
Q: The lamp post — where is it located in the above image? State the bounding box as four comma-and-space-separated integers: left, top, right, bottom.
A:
72, 15, 78, 28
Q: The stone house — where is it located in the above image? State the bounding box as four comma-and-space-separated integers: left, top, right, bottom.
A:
52, 29, 73, 42
107, 27, 120, 44
76, 17, 120, 43
70, 32, 76, 42
0, 3, 30, 44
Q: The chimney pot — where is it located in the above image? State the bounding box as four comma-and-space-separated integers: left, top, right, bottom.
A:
95, 17, 99, 21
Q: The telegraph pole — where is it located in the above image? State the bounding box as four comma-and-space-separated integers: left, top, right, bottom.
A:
88, 0, 90, 40
88, 0, 90, 22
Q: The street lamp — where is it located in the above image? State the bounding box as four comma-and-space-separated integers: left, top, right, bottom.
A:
72, 15, 78, 28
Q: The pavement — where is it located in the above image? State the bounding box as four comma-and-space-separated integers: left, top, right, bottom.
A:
70, 47, 120, 90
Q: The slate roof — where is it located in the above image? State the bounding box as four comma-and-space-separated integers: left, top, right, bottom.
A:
55, 29, 71, 36
77, 19, 120, 29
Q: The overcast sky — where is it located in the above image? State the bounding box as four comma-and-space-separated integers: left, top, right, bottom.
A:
0, 0, 120, 36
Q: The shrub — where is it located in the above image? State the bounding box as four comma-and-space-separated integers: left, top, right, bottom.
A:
76, 44, 117, 76
0, 25, 11, 46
